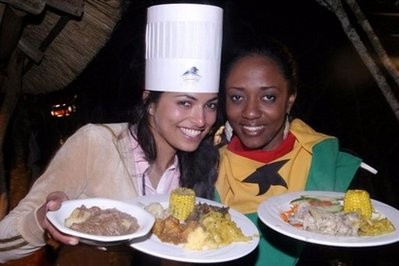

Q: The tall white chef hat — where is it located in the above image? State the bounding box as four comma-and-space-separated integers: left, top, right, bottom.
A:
145, 3, 223, 93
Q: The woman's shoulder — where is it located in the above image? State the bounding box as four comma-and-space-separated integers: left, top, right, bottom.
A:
78, 122, 128, 134
291, 119, 334, 140
70, 123, 130, 142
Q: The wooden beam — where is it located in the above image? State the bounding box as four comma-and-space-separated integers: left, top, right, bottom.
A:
46, 0, 84, 17
0, 0, 45, 15
17, 38, 43, 63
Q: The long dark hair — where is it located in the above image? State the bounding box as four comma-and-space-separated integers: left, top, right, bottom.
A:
127, 91, 223, 198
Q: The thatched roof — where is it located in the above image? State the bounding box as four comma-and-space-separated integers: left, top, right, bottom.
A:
17, 0, 123, 94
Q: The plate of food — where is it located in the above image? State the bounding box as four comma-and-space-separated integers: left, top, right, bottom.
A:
257, 190, 399, 247
46, 197, 155, 245
128, 189, 259, 263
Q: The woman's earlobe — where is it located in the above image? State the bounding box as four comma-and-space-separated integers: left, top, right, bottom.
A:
287, 94, 296, 111
148, 103, 155, 115
142, 90, 150, 100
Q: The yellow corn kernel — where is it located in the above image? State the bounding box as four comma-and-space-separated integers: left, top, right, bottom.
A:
169, 187, 196, 221
343, 189, 372, 218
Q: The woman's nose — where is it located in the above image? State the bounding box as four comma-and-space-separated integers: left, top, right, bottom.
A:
242, 101, 261, 119
190, 107, 206, 127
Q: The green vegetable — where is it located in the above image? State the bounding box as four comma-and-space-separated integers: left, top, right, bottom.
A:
290, 195, 343, 213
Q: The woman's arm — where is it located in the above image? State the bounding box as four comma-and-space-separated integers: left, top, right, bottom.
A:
0, 124, 93, 262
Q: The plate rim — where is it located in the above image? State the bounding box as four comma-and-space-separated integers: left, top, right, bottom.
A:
46, 197, 155, 243
127, 194, 260, 263
257, 191, 399, 247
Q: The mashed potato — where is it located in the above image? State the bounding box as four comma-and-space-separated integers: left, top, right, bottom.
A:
185, 226, 218, 250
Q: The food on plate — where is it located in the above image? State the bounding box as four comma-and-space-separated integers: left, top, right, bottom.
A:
343, 189, 372, 218
151, 215, 198, 244
144, 188, 252, 250
64, 205, 92, 227
358, 216, 395, 236
280, 190, 395, 237
169, 187, 196, 221
144, 202, 170, 219
281, 195, 360, 236
185, 209, 251, 250
65, 205, 139, 236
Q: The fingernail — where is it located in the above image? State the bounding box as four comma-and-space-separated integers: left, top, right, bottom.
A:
69, 239, 78, 245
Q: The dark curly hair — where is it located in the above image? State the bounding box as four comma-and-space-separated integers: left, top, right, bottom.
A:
127, 91, 222, 199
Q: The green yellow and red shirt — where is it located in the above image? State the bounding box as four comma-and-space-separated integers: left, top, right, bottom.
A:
215, 118, 362, 266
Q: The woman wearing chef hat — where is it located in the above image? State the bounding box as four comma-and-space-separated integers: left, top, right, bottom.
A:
0, 3, 223, 266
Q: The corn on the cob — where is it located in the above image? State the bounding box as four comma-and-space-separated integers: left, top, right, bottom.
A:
169, 187, 196, 221
343, 189, 372, 218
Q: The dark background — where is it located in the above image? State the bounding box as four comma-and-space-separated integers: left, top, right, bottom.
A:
7, 1, 399, 264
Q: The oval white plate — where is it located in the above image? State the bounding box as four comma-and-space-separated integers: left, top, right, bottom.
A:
257, 191, 399, 247
46, 197, 155, 245
128, 194, 260, 263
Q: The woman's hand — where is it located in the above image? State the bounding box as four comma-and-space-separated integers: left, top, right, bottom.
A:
37, 191, 79, 245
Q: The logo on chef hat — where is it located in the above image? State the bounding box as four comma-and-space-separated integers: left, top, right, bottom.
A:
181, 66, 201, 88
145, 4, 223, 93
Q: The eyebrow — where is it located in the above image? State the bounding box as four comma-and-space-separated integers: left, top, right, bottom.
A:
207, 96, 219, 102
174, 94, 219, 102
227, 85, 277, 91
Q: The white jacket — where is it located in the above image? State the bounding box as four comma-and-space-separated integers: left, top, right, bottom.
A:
0, 123, 141, 262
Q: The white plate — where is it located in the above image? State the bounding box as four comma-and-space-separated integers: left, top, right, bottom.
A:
46, 197, 155, 245
257, 191, 399, 247
127, 194, 260, 263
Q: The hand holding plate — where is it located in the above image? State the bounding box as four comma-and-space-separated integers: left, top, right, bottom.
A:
38, 191, 79, 245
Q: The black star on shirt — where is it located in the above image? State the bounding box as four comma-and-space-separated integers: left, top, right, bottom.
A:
242, 160, 289, 196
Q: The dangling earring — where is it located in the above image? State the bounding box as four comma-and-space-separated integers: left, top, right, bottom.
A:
213, 125, 224, 145
224, 121, 233, 142
213, 121, 234, 145
283, 113, 290, 140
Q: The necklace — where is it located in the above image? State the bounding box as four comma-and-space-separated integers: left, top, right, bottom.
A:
142, 168, 150, 196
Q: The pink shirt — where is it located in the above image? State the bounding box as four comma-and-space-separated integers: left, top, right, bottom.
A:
131, 136, 180, 196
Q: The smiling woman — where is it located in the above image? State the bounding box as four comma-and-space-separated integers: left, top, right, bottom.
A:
214, 38, 383, 266
0, 3, 224, 266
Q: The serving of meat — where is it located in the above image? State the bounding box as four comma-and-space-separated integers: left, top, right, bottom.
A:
65, 205, 139, 236
152, 215, 198, 244
281, 193, 396, 237
287, 202, 361, 236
